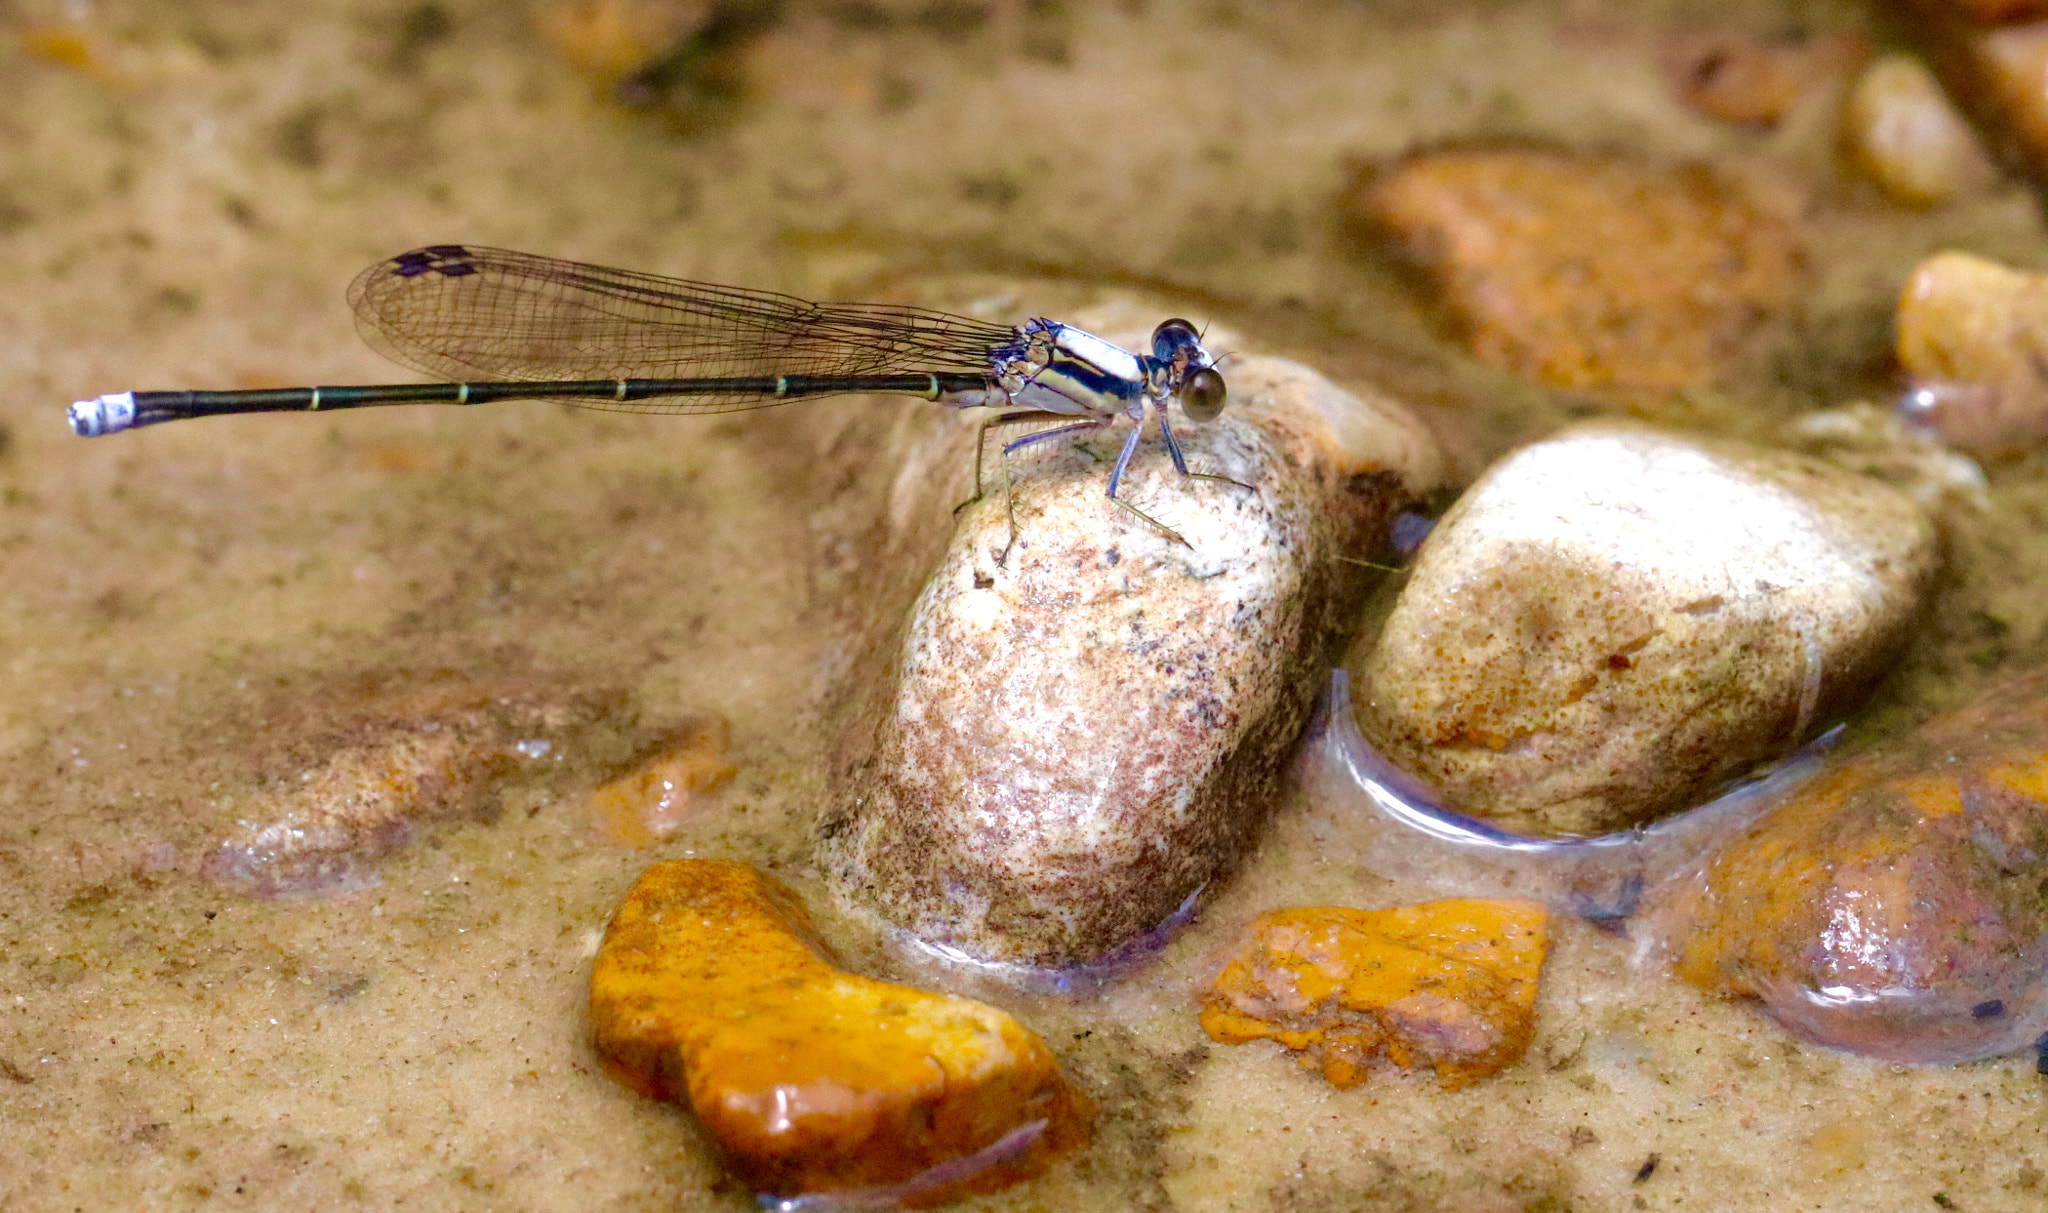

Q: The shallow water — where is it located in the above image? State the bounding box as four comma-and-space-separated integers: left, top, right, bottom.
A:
5, 0, 2048, 1209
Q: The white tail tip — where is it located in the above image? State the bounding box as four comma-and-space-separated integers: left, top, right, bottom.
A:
69, 392, 135, 437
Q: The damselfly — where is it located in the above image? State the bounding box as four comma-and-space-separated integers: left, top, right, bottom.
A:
68, 245, 1238, 548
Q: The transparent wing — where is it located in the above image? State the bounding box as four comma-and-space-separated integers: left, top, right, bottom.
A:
346, 245, 1016, 414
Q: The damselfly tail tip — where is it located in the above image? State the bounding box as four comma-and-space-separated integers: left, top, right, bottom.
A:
69, 391, 135, 437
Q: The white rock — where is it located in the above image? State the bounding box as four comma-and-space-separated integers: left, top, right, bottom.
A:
820, 351, 1441, 967
1356, 421, 1938, 835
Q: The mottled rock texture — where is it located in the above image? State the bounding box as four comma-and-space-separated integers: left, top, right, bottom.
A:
199, 672, 604, 897
1201, 899, 1547, 1091
588, 858, 1092, 1205
1351, 147, 1806, 407
1358, 422, 1938, 835
821, 352, 1441, 967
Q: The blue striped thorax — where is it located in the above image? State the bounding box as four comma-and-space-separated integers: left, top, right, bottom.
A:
987, 319, 1220, 422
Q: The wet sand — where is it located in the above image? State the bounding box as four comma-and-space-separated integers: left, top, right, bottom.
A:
4, 1, 2046, 1209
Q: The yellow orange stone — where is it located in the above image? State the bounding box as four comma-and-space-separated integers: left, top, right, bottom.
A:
588, 859, 1092, 1205
1897, 250, 2048, 385
535, 0, 711, 85
1353, 149, 1804, 405
1841, 56, 1999, 208
1660, 667, 2048, 1063
1200, 900, 1548, 1091
587, 716, 738, 847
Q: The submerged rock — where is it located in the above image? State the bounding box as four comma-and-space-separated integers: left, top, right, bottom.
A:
1647, 666, 2048, 1064
1351, 147, 1806, 407
588, 858, 1091, 1206
1358, 422, 1937, 835
200, 673, 600, 897
1896, 249, 2048, 456
586, 714, 737, 848
1200, 899, 1547, 1091
821, 352, 1441, 968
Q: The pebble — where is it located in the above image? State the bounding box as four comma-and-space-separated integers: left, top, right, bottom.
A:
587, 715, 737, 848
587, 858, 1092, 1205
1918, 15, 2048, 185
820, 351, 1442, 968
1644, 666, 2048, 1064
1351, 148, 1806, 406
1357, 422, 1938, 834
1782, 401, 1990, 515
1662, 32, 1866, 129
1840, 54, 1999, 207
535, 0, 712, 85
199, 675, 599, 898
1200, 899, 1548, 1090
1927, 0, 2048, 20
1896, 249, 2048, 456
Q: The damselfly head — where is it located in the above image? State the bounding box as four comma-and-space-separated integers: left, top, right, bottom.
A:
1181, 367, 1227, 423
1150, 317, 1226, 422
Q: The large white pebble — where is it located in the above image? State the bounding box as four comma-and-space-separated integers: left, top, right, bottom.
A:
1357, 422, 1937, 835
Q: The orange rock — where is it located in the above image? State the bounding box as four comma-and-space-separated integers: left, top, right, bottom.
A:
1656, 667, 2048, 1062
1894, 250, 2048, 455
1662, 33, 1867, 129
588, 859, 1092, 1205
17, 22, 128, 88
587, 716, 737, 847
1200, 900, 1548, 1090
535, 0, 711, 85
1353, 149, 1805, 406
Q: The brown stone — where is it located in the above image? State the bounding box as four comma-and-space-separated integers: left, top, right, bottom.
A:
199, 672, 603, 898
1929, 0, 2048, 23
588, 858, 1092, 1205
1662, 32, 1867, 130
1907, 8, 2048, 187
1200, 899, 1548, 1090
1352, 148, 1806, 406
587, 715, 737, 847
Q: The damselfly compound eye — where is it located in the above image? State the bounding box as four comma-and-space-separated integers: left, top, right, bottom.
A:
1151, 318, 1202, 361
1182, 368, 1227, 423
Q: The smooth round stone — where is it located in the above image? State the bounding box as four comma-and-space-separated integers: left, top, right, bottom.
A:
1357, 421, 1938, 835
820, 352, 1442, 968
1841, 54, 1999, 209
1896, 249, 2048, 455
1648, 665, 2048, 1065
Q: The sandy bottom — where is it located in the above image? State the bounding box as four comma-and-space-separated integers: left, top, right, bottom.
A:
3, 0, 2046, 1209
